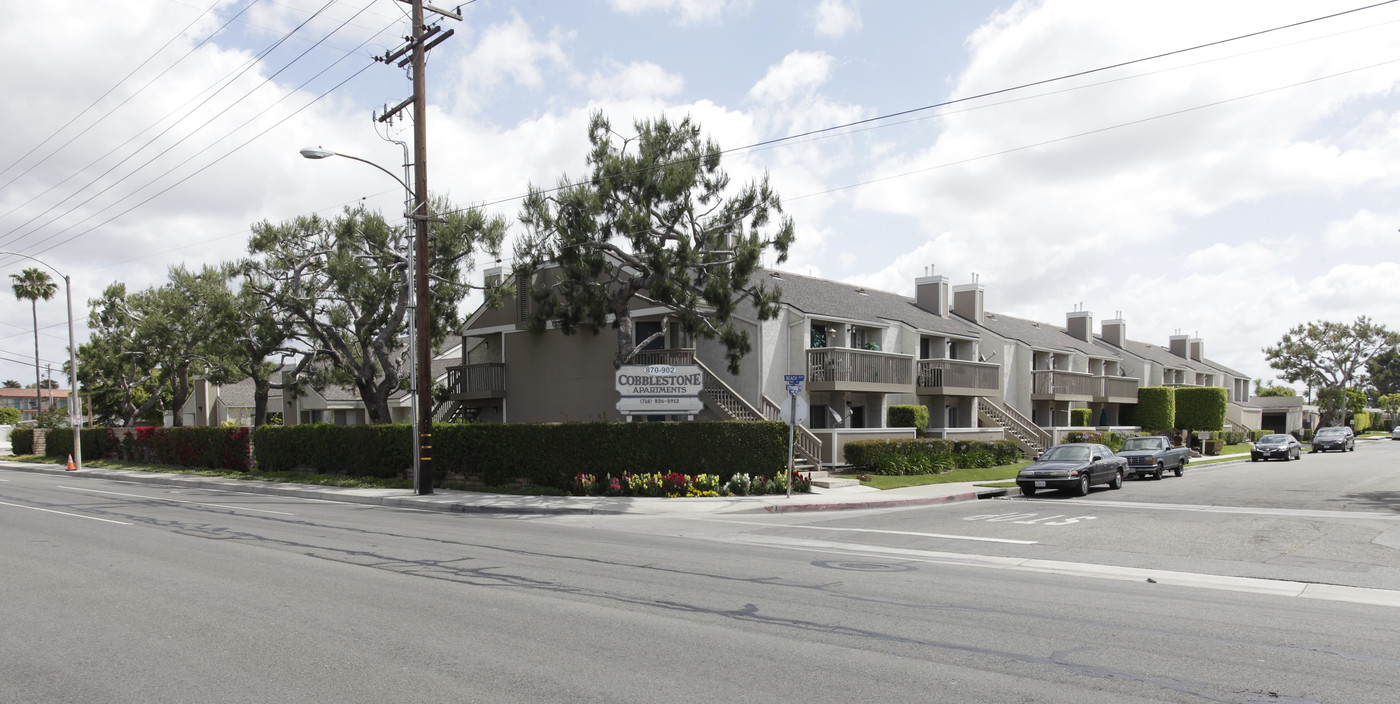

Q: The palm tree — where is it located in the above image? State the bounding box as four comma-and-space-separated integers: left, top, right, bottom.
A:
11, 267, 57, 419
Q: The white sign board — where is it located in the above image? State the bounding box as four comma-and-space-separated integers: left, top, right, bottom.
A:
778, 395, 809, 426
616, 396, 706, 416
614, 364, 704, 398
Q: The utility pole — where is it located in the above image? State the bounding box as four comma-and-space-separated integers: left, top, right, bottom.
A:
378, 0, 459, 495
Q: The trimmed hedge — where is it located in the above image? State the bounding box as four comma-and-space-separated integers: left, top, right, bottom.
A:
10, 427, 33, 455
1353, 412, 1372, 433
1175, 387, 1227, 432
888, 405, 929, 437
253, 421, 789, 489
1137, 387, 1175, 432
44, 428, 123, 461
1070, 408, 1091, 427
113, 426, 252, 471
843, 438, 1023, 475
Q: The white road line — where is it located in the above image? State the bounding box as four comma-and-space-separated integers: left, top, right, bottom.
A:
725, 534, 1400, 608
687, 517, 1038, 544
59, 486, 296, 515
1045, 499, 1400, 521
0, 500, 132, 525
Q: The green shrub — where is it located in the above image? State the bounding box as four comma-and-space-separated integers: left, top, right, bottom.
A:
887, 405, 929, 437
1251, 429, 1271, 441
1137, 387, 1176, 432
1352, 412, 1372, 433
0, 407, 20, 425
844, 438, 1021, 475
1175, 387, 1227, 433
44, 428, 122, 460
253, 421, 788, 488
10, 427, 33, 455
1070, 409, 1091, 427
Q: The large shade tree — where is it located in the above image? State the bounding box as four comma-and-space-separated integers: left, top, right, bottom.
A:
515, 112, 795, 374
1263, 316, 1399, 426
79, 283, 168, 427
244, 201, 506, 423
10, 267, 58, 417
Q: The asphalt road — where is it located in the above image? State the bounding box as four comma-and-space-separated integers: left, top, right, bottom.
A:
2, 441, 1397, 703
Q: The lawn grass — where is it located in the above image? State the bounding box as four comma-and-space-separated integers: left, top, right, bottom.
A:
846, 460, 1032, 490
1, 454, 566, 495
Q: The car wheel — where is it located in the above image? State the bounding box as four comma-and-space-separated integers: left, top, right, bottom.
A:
1153, 464, 1164, 480
1173, 462, 1184, 478
1109, 469, 1123, 490
1251, 456, 1259, 462
1074, 474, 1091, 496
1020, 486, 1037, 497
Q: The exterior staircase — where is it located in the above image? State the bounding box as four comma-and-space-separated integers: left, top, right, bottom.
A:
979, 400, 1050, 458
692, 358, 822, 469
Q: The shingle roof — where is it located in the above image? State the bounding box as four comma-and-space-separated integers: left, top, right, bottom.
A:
761, 269, 983, 338
973, 311, 1127, 361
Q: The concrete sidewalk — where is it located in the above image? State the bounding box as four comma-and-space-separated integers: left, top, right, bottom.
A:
0, 459, 1009, 516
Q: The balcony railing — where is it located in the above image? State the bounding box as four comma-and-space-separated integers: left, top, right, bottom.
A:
807, 348, 913, 392
629, 348, 697, 367
447, 363, 506, 399
916, 359, 1000, 396
1032, 369, 1096, 400
1097, 375, 1139, 402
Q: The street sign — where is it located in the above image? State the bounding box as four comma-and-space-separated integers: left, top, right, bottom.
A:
778, 395, 808, 426
784, 374, 804, 384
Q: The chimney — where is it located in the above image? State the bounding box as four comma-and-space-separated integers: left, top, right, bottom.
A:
1102, 316, 1126, 348
1188, 338, 1204, 362
915, 270, 950, 317
1169, 334, 1189, 358
485, 266, 504, 286
1066, 309, 1093, 343
952, 281, 984, 324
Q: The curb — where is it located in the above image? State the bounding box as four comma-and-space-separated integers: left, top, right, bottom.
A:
1, 460, 1000, 516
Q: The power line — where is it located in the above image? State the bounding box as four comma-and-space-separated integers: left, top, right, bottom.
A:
450, 0, 1400, 217
0, 0, 348, 253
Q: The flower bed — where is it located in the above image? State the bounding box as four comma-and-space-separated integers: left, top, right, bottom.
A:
569, 471, 812, 497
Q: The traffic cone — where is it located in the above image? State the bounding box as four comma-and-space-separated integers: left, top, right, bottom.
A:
66, 454, 75, 471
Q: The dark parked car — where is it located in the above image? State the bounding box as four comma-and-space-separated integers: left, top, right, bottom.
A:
1017, 443, 1127, 497
1251, 434, 1301, 462
1317, 426, 1354, 440
1311, 428, 1354, 453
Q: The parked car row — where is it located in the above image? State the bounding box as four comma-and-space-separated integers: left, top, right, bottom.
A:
1015, 438, 1188, 497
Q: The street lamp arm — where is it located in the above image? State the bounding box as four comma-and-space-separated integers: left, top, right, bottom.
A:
300, 147, 411, 193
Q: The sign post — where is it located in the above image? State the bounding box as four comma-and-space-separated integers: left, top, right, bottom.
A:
783, 374, 804, 498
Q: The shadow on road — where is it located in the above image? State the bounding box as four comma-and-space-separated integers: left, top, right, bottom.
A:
1333, 490, 1400, 514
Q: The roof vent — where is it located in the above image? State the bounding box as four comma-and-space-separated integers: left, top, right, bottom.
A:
770, 271, 782, 279
855, 287, 867, 295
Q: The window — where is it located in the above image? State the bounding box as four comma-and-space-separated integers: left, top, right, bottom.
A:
810, 325, 828, 349
635, 321, 664, 351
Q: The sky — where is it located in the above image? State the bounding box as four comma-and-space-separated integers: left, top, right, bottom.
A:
3, 0, 1400, 392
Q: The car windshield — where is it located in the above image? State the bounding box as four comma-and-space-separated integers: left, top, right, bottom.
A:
1041, 446, 1091, 461
1316, 431, 1344, 439
1121, 438, 1165, 451
1260, 435, 1290, 444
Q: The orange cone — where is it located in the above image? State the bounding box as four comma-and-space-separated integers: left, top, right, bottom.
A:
66, 454, 75, 471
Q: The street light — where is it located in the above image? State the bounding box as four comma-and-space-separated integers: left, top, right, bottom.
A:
301, 144, 433, 494
0, 250, 83, 471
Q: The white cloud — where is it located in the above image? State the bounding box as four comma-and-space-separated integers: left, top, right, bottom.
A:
748, 51, 835, 104
587, 61, 684, 100
449, 12, 572, 112
812, 0, 862, 39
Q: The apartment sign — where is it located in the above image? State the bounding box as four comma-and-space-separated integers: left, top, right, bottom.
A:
615, 364, 705, 416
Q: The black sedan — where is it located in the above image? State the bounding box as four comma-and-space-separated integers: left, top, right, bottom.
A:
1017, 443, 1127, 497
1311, 428, 1354, 452
1251, 434, 1301, 461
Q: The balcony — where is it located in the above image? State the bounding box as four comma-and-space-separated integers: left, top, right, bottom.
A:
1095, 375, 1139, 404
916, 359, 1000, 397
630, 349, 697, 367
807, 348, 913, 394
447, 363, 506, 400
1031, 369, 1095, 402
